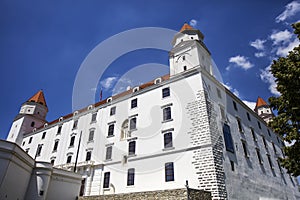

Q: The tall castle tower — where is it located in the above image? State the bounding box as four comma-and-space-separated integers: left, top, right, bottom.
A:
7, 90, 48, 145
169, 23, 213, 76
254, 96, 274, 123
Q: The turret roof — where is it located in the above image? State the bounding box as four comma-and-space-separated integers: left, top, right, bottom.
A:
27, 90, 47, 107
179, 23, 195, 32
255, 96, 268, 110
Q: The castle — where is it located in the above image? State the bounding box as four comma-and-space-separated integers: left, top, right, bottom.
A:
6, 24, 300, 199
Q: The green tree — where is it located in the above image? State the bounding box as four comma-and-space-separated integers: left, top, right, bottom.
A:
268, 22, 300, 177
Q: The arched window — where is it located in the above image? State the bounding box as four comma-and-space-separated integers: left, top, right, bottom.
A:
121, 119, 129, 140
31, 121, 35, 127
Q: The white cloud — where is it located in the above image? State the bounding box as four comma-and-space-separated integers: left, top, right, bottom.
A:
242, 100, 256, 110
189, 19, 197, 27
276, 1, 300, 23
254, 52, 266, 58
275, 38, 300, 56
100, 77, 118, 90
222, 82, 240, 98
228, 55, 254, 70
250, 39, 266, 50
260, 65, 280, 96
270, 29, 293, 45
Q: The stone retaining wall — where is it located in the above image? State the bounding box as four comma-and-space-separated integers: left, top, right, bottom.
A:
79, 188, 211, 200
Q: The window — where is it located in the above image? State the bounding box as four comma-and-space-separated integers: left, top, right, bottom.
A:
241, 140, 249, 157
42, 132, 46, 139
233, 101, 238, 111
29, 137, 32, 144
127, 168, 135, 186
31, 121, 35, 127
22, 141, 25, 146
256, 148, 263, 164
69, 136, 75, 147
165, 162, 174, 182
53, 140, 59, 152
251, 128, 257, 141
183, 66, 187, 71
103, 172, 110, 188
128, 141, 136, 155
110, 106, 116, 116
129, 117, 137, 130
216, 88, 222, 99
67, 155, 72, 163
131, 98, 137, 109
277, 160, 283, 173
25, 148, 29, 153
163, 107, 172, 121
36, 145, 42, 157
267, 129, 271, 136
121, 119, 129, 139
86, 151, 92, 161
246, 112, 251, 121
262, 136, 268, 150
162, 88, 170, 98
108, 124, 114, 136
91, 113, 97, 122
223, 124, 234, 153
164, 132, 173, 149
219, 106, 226, 121
50, 159, 55, 165
267, 154, 274, 169
272, 142, 277, 154
182, 55, 185, 60
236, 118, 243, 133
57, 126, 62, 134
88, 130, 94, 142
257, 121, 261, 129
230, 160, 235, 171
106, 146, 112, 160
73, 120, 78, 129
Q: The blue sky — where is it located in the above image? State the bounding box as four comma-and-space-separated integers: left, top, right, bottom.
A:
1, 0, 300, 140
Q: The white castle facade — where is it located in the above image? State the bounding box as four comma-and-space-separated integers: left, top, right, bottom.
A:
6, 24, 300, 200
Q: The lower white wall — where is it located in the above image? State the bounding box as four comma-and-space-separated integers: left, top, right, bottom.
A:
0, 140, 82, 200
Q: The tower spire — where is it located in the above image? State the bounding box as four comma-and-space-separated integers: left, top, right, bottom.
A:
27, 90, 47, 107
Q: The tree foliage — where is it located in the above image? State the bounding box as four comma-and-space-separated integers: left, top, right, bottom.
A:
269, 22, 300, 176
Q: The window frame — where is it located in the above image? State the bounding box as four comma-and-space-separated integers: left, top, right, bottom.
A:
163, 107, 172, 121
127, 168, 135, 186
223, 124, 235, 153
105, 146, 113, 160
164, 132, 173, 149
108, 124, 115, 137
162, 87, 170, 98
165, 162, 174, 182
110, 106, 116, 116
103, 172, 110, 188
128, 141, 136, 156
131, 98, 137, 109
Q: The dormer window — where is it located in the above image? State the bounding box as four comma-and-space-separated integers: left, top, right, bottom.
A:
154, 78, 162, 84
107, 97, 112, 103
133, 87, 139, 93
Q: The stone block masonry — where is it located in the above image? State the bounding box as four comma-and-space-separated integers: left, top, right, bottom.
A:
78, 188, 211, 200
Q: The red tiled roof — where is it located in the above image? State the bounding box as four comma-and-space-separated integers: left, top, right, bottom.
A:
42, 74, 171, 129
179, 23, 195, 32
255, 97, 268, 110
27, 90, 47, 107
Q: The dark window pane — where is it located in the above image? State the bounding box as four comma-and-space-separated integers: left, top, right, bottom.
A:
223, 124, 234, 153
128, 141, 136, 155
162, 88, 170, 98
108, 124, 114, 136
127, 168, 135, 186
106, 146, 112, 160
163, 107, 172, 121
130, 118, 136, 130
164, 132, 173, 148
165, 162, 174, 182
86, 151, 91, 161
131, 99, 137, 109
103, 172, 110, 188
